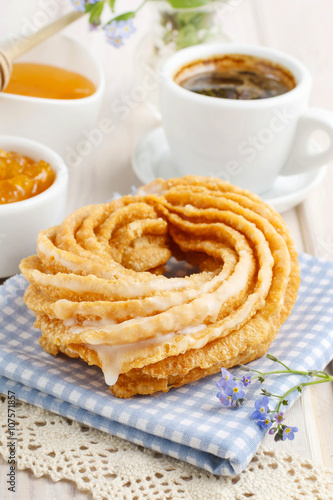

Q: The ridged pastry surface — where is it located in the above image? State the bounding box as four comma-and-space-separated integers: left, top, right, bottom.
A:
20, 176, 300, 398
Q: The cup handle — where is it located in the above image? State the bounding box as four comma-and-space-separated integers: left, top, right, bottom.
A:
281, 107, 333, 176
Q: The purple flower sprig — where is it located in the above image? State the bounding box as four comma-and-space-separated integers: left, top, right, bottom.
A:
71, 0, 219, 47
71, 0, 147, 48
216, 353, 333, 442
105, 18, 136, 48
216, 368, 251, 408
251, 399, 298, 441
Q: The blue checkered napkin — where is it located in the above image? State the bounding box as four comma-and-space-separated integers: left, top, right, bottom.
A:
0, 253, 333, 476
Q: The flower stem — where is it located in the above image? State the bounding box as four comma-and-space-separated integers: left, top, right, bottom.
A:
251, 369, 329, 380
252, 369, 302, 378
136, 0, 148, 13
276, 376, 333, 413
272, 357, 293, 371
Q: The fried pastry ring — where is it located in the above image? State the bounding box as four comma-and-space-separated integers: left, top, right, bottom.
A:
20, 176, 300, 398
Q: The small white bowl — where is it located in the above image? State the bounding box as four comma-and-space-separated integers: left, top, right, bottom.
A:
0, 34, 105, 160
0, 135, 68, 278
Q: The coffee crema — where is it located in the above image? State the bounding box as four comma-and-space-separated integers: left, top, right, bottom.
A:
174, 54, 296, 100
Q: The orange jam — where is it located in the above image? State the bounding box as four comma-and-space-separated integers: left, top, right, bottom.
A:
4, 63, 96, 100
0, 149, 56, 204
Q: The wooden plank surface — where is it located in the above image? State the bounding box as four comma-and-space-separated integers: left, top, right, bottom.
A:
1, 0, 333, 498
247, 0, 333, 468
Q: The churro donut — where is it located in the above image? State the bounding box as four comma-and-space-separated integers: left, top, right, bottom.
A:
20, 176, 300, 398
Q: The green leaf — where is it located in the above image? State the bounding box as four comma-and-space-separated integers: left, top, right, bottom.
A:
87, 1, 104, 26
164, 0, 212, 8
176, 24, 199, 49
85, 3, 97, 13
107, 11, 136, 23
261, 389, 272, 397
109, 0, 116, 12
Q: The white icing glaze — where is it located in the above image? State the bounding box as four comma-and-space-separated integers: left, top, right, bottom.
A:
86, 287, 258, 387
38, 239, 83, 274
177, 324, 207, 335
87, 333, 175, 386
71, 254, 251, 344
53, 287, 201, 322
32, 270, 191, 298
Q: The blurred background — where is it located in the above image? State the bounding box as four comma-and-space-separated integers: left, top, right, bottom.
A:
0, 0, 332, 210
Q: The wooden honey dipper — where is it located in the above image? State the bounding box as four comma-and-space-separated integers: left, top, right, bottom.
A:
0, 11, 85, 92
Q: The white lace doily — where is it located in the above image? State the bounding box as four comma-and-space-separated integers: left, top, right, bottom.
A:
0, 395, 332, 499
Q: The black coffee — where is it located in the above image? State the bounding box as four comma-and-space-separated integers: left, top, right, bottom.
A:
174, 54, 296, 100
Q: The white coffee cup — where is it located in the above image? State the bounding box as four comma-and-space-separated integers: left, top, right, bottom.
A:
161, 43, 333, 194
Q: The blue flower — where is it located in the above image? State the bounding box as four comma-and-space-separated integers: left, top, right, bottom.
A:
71, 0, 86, 12
105, 19, 136, 49
257, 416, 273, 430
275, 412, 284, 424
224, 380, 245, 401
117, 19, 136, 39
221, 367, 234, 381
241, 375, 252, 387
105, 20, 119, 37
105, 19, 136, 46
106, 35, 125, 48
217, 368, 234, 389
219, 394, 236, 407
216, 382, 224, 400
282, 426, 298, 441
251, 396, 270, 420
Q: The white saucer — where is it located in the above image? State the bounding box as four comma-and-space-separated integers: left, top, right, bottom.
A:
132, 126, 327, 213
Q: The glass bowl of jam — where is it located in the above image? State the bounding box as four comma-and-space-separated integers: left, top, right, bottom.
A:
0, 135, 68, 278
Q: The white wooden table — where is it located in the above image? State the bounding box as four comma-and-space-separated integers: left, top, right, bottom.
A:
1, 0, 332, 498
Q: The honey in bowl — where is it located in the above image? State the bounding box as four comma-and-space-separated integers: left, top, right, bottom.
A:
3, 63, 96, 100
0, 148, 56, 204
